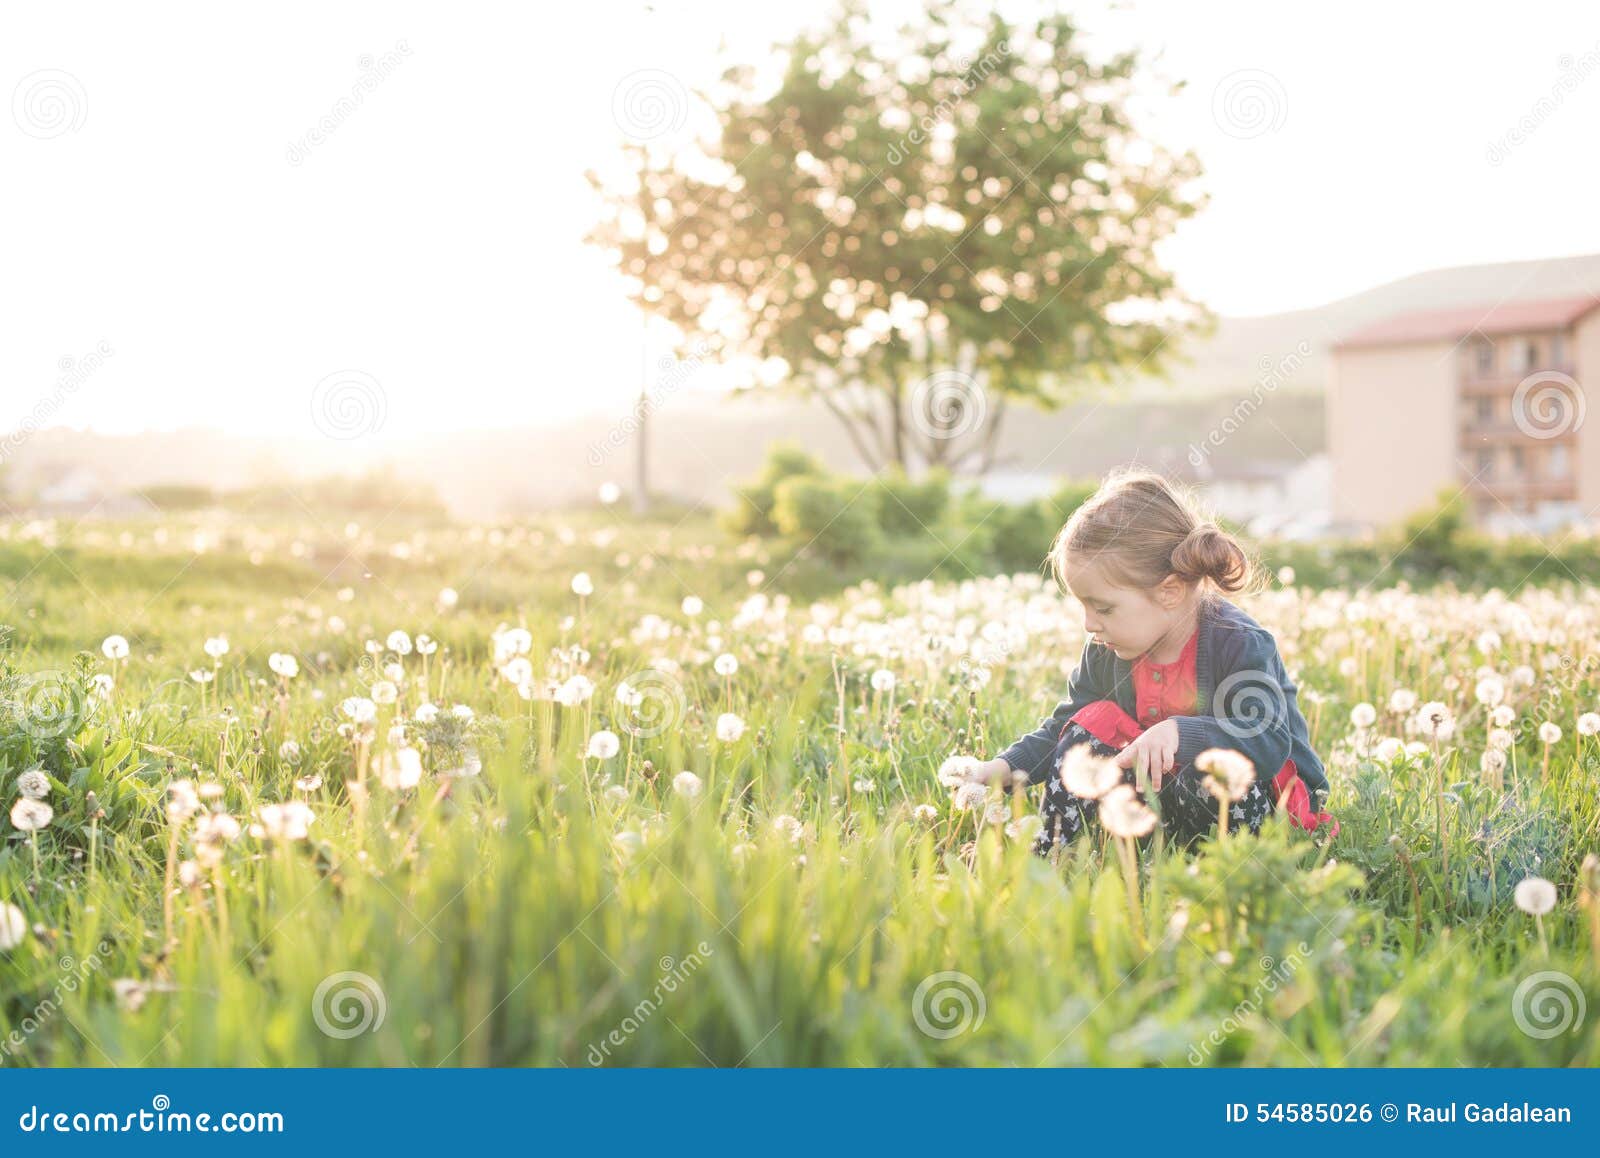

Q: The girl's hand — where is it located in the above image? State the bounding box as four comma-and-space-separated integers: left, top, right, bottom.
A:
1113, 719, 1180, 789
969, 758, 1013, 786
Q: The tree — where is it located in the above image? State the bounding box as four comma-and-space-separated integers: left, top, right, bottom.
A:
586, 0, 1210, 475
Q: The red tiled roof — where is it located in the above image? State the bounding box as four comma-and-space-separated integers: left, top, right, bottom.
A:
1333, 294, 1600, 349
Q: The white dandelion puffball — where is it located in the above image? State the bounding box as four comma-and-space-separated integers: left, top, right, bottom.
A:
16, 769, 51, 800
1389, 688, 1417, 714
378, 746, 424, 791
371, 680, 398, 705
713, 653, 739, 677
1491, 704, 1516, 728
951, 782, 988, 811
587, 730, 621, 760
386, 630, 413, 655
1099, 784, 1157, 839
1195, 748, 1256, 801
268, 652, 299, 679
451, 704, 475, 721
913, 803, 940, 824
0, 903, 29, 952
91, 673, 114, 700
1480, 749, 1507, 775
254, 800, 315, 841
341, 697, 377, 724
937, 755, 980, 788
715, 712, 746, 743
414, 702, 439, 724
571, 572, 594, 597
771, 814, 803, 842
613, 830, 643, 855
438, 587, 459, 608
204, 636, 230, 659
870, 669, 897, 693
1060, 747, 1121, 800
681, 595, 703, 617
598, 481, 622, 505
672, 770, 703, 797
1514, 876, 1557, 916
415, 634, 437, 655
1414, 702, 1455, 742
1578, 712, 1600, 737
10, 798, 54, 832
1349, 702, 1376, 729
1538, 721, 1562, 745
189, 669, 213, 684
101, 634, 129, 660
1474, 676, 1505, 707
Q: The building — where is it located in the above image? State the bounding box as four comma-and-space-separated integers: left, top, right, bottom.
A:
1329, 295, 1600, 533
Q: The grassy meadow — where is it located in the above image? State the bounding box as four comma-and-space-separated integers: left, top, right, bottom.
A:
1, 510, 1598, 1066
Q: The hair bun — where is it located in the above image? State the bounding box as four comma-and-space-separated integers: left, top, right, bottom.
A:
1171, 522, 1250, 593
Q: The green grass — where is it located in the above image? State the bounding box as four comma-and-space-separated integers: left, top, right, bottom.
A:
1, 513, 1598, 1066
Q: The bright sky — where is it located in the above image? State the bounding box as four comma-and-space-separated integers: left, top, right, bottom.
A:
6, 0, 1600, 439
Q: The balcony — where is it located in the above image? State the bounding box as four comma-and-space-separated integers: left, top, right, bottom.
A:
1460, 419, 1578, 446
1457, 365, 1578, 394
1460, 473, 1576, 502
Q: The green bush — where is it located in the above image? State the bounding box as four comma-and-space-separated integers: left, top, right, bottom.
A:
872, 468, 950, 537
720, 443, 825, 537
771, 474, 882, 565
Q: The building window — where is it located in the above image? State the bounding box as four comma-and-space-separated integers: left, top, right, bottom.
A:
1472, 338, 1495, 376
1509, 446, 1525, 478
1475, 395, 1495, 424
1548, 444, 1570, 479
1516, 339, 1538, 371
1551, 332, 1566, 366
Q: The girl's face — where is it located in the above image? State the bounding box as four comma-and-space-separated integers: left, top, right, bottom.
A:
1064, 558, 1187, 661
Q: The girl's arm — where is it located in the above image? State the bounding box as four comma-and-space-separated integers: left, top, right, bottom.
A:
1170, 632, 1298, 779
993, 638, 1105, 787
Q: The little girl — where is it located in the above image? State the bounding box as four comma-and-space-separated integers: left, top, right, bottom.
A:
971, 470, 1336, 855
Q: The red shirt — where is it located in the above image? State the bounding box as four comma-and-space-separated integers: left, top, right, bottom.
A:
1130, 624, 1200, 727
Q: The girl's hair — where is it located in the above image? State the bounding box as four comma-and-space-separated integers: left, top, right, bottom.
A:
1047, 469, 1258, 597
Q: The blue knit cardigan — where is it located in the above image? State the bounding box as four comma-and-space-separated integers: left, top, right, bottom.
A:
996, 595, 1329, 806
